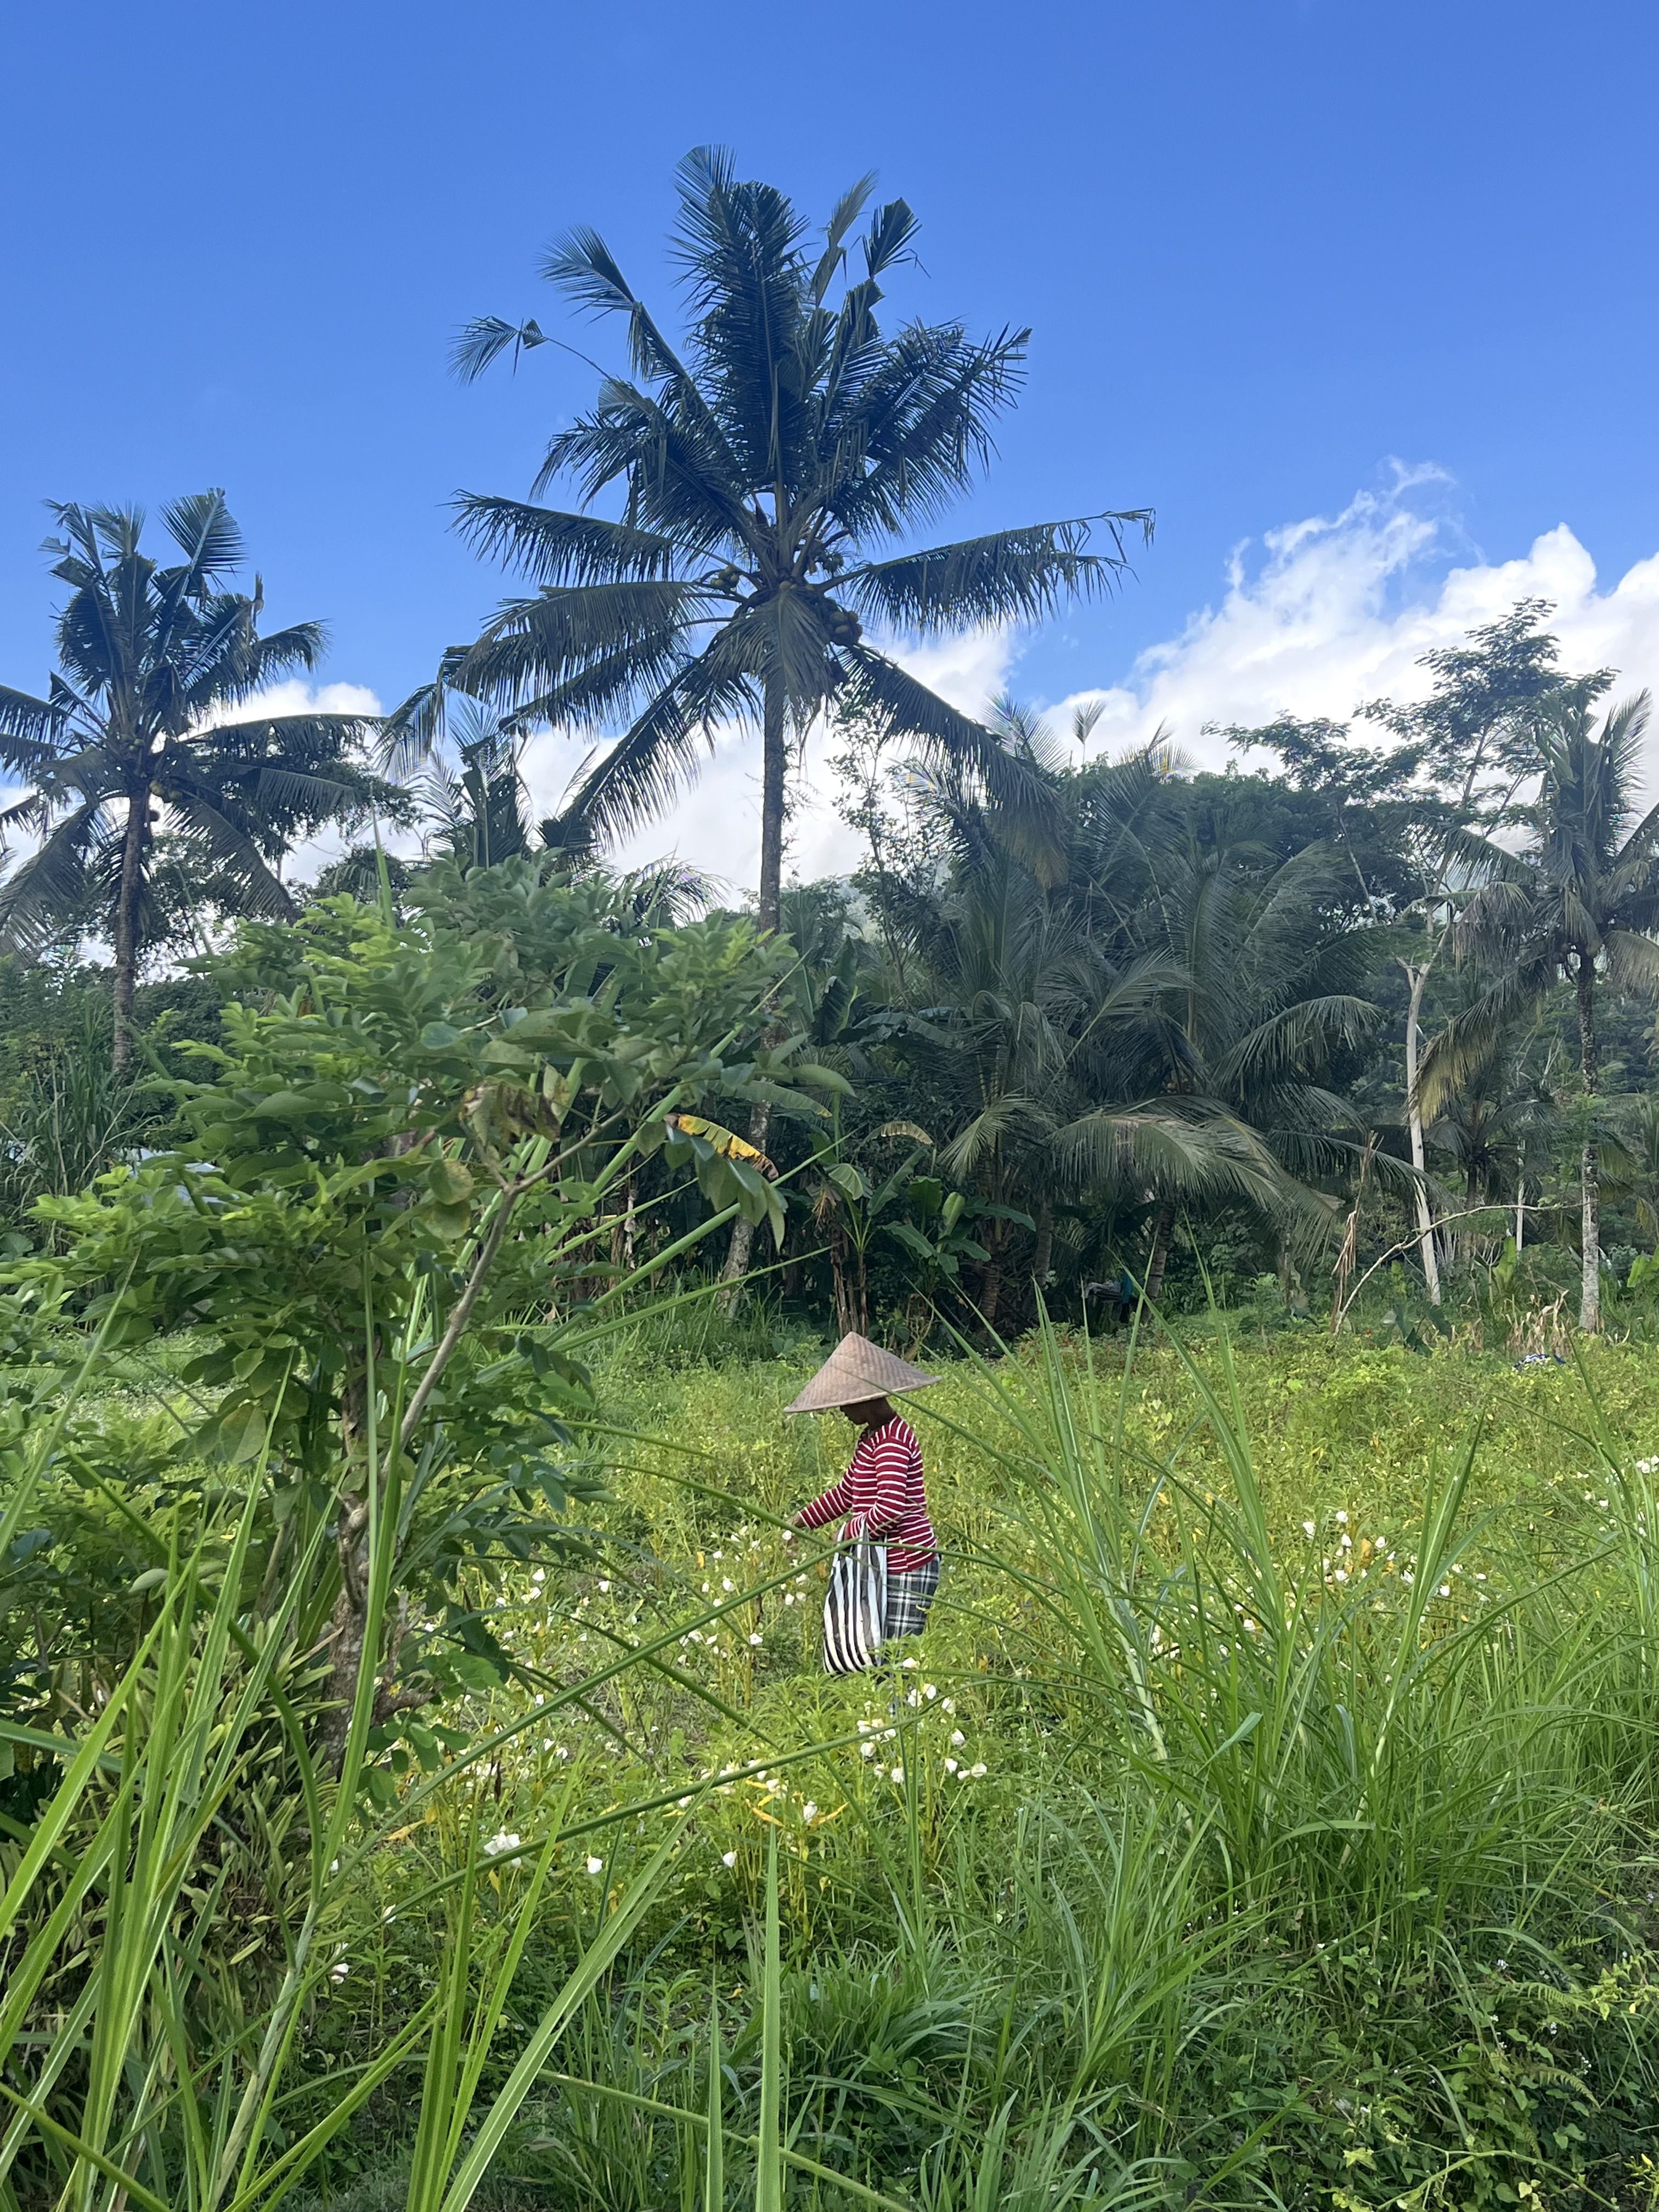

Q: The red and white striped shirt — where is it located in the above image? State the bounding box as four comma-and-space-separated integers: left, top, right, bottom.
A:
797, 1415, 936, 1573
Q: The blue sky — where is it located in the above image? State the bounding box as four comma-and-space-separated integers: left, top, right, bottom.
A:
3, 1, 1657, 883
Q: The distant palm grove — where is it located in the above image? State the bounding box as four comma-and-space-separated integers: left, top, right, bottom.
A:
1, 163, 1651, 1348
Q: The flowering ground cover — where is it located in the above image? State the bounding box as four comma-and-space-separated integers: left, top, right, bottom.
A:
256, 1321, 1659, 2208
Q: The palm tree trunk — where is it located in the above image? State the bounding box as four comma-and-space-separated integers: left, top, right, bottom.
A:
1577, 956, 1601, 1332
1143, 1199, 1176, 1307
756, 664, 787, 934
1401, 958, 1442, 1306
977, 1216, 1006, 1334
111, 791, 149, 1074
720, 670, 788, 1302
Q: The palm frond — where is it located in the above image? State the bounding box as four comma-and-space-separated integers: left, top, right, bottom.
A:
450, 498, 684, 586
842, 515, 1150, 633
0, 803, 105, 951
549, 646, 758, 847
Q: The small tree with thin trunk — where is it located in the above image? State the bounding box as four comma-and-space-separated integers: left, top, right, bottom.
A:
0, 495, 393, 1068
1421, 686, 1659, 1330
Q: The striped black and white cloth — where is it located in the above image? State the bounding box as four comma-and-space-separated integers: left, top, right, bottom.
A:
884, 1555, 940, 1641
821, 1534, 887, 1675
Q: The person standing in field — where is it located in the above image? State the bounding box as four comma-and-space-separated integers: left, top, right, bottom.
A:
786, 1333, 941, 1643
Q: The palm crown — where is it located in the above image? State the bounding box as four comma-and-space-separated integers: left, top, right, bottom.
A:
0, 494, 392, 1064
394, 148, 1150, 925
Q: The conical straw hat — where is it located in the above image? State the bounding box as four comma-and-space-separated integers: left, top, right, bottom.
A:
783, 1331, 941, 1414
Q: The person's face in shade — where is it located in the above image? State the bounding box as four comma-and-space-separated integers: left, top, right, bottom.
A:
840, 1396, 894, 1431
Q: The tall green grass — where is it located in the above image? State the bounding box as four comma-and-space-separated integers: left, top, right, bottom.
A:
11, 1308, 1659, 2206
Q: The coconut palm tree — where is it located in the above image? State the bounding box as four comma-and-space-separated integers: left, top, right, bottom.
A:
1420, 687, 1659, 1329
392, 148, 1149, 935
1121, 814, 1386, 1303
0, 495, 392, 1066
884, 724, 1336, 1325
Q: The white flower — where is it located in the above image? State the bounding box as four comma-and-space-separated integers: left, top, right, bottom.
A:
1403, 1570, 1414, 1585
950, 1729, 966, 1747
941, 1697, 956, 1714
890, 1765, 905, 1784
1438, 1584, 1451, 1598
783, 1593, 796, 1606
801, 1801, 818, 1823
1335, 1509, 1348, 1523
531, 1567, 545, 1583
483, 1830, 521, 1858
721, 1850, 736, 1867
330, 1959, 349, 1983
922, 1683, 937, 1700
721, 1577, 735, 1593
585, 1855, 605, 1876
1302, 1520, 1316, 1538
782, 1530, 795, 1543
968, 1762, 987, 1778
860, 1741, 876, 1758
905, 1689, 919, 1707
1334, 1568, 1348, 1583
944, 1757, 959, 1774
749, 1633, 763, 1647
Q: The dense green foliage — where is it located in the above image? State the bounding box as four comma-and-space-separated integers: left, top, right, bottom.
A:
7, 151, 1659, 2212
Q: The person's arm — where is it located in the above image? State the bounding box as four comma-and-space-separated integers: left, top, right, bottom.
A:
795, 1464, 856, 1531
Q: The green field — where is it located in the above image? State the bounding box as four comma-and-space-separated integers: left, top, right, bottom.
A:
208, 1327, 1659, 2207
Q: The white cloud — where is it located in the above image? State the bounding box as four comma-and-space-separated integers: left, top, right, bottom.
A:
1053, 477, 1659, 786
521, 470, 1659, 899
236, 678, 384, 723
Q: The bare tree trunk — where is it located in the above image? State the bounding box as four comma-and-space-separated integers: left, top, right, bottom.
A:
721, 671, 789, 1302
1031, 1195, 1055, 1307
1401, 957, 1442, 1306
1578, 957, 1601, 1332
111, 790, 150, 1074
1514, 1175, 1525, 1254
829, 1223, 857, 1337
1143, 1199, 1176, 1307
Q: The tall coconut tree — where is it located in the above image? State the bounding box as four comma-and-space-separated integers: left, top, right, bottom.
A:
393, 148, 1149, 935
1420, 687, 1659, 1329
0, 495, 393, 1066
